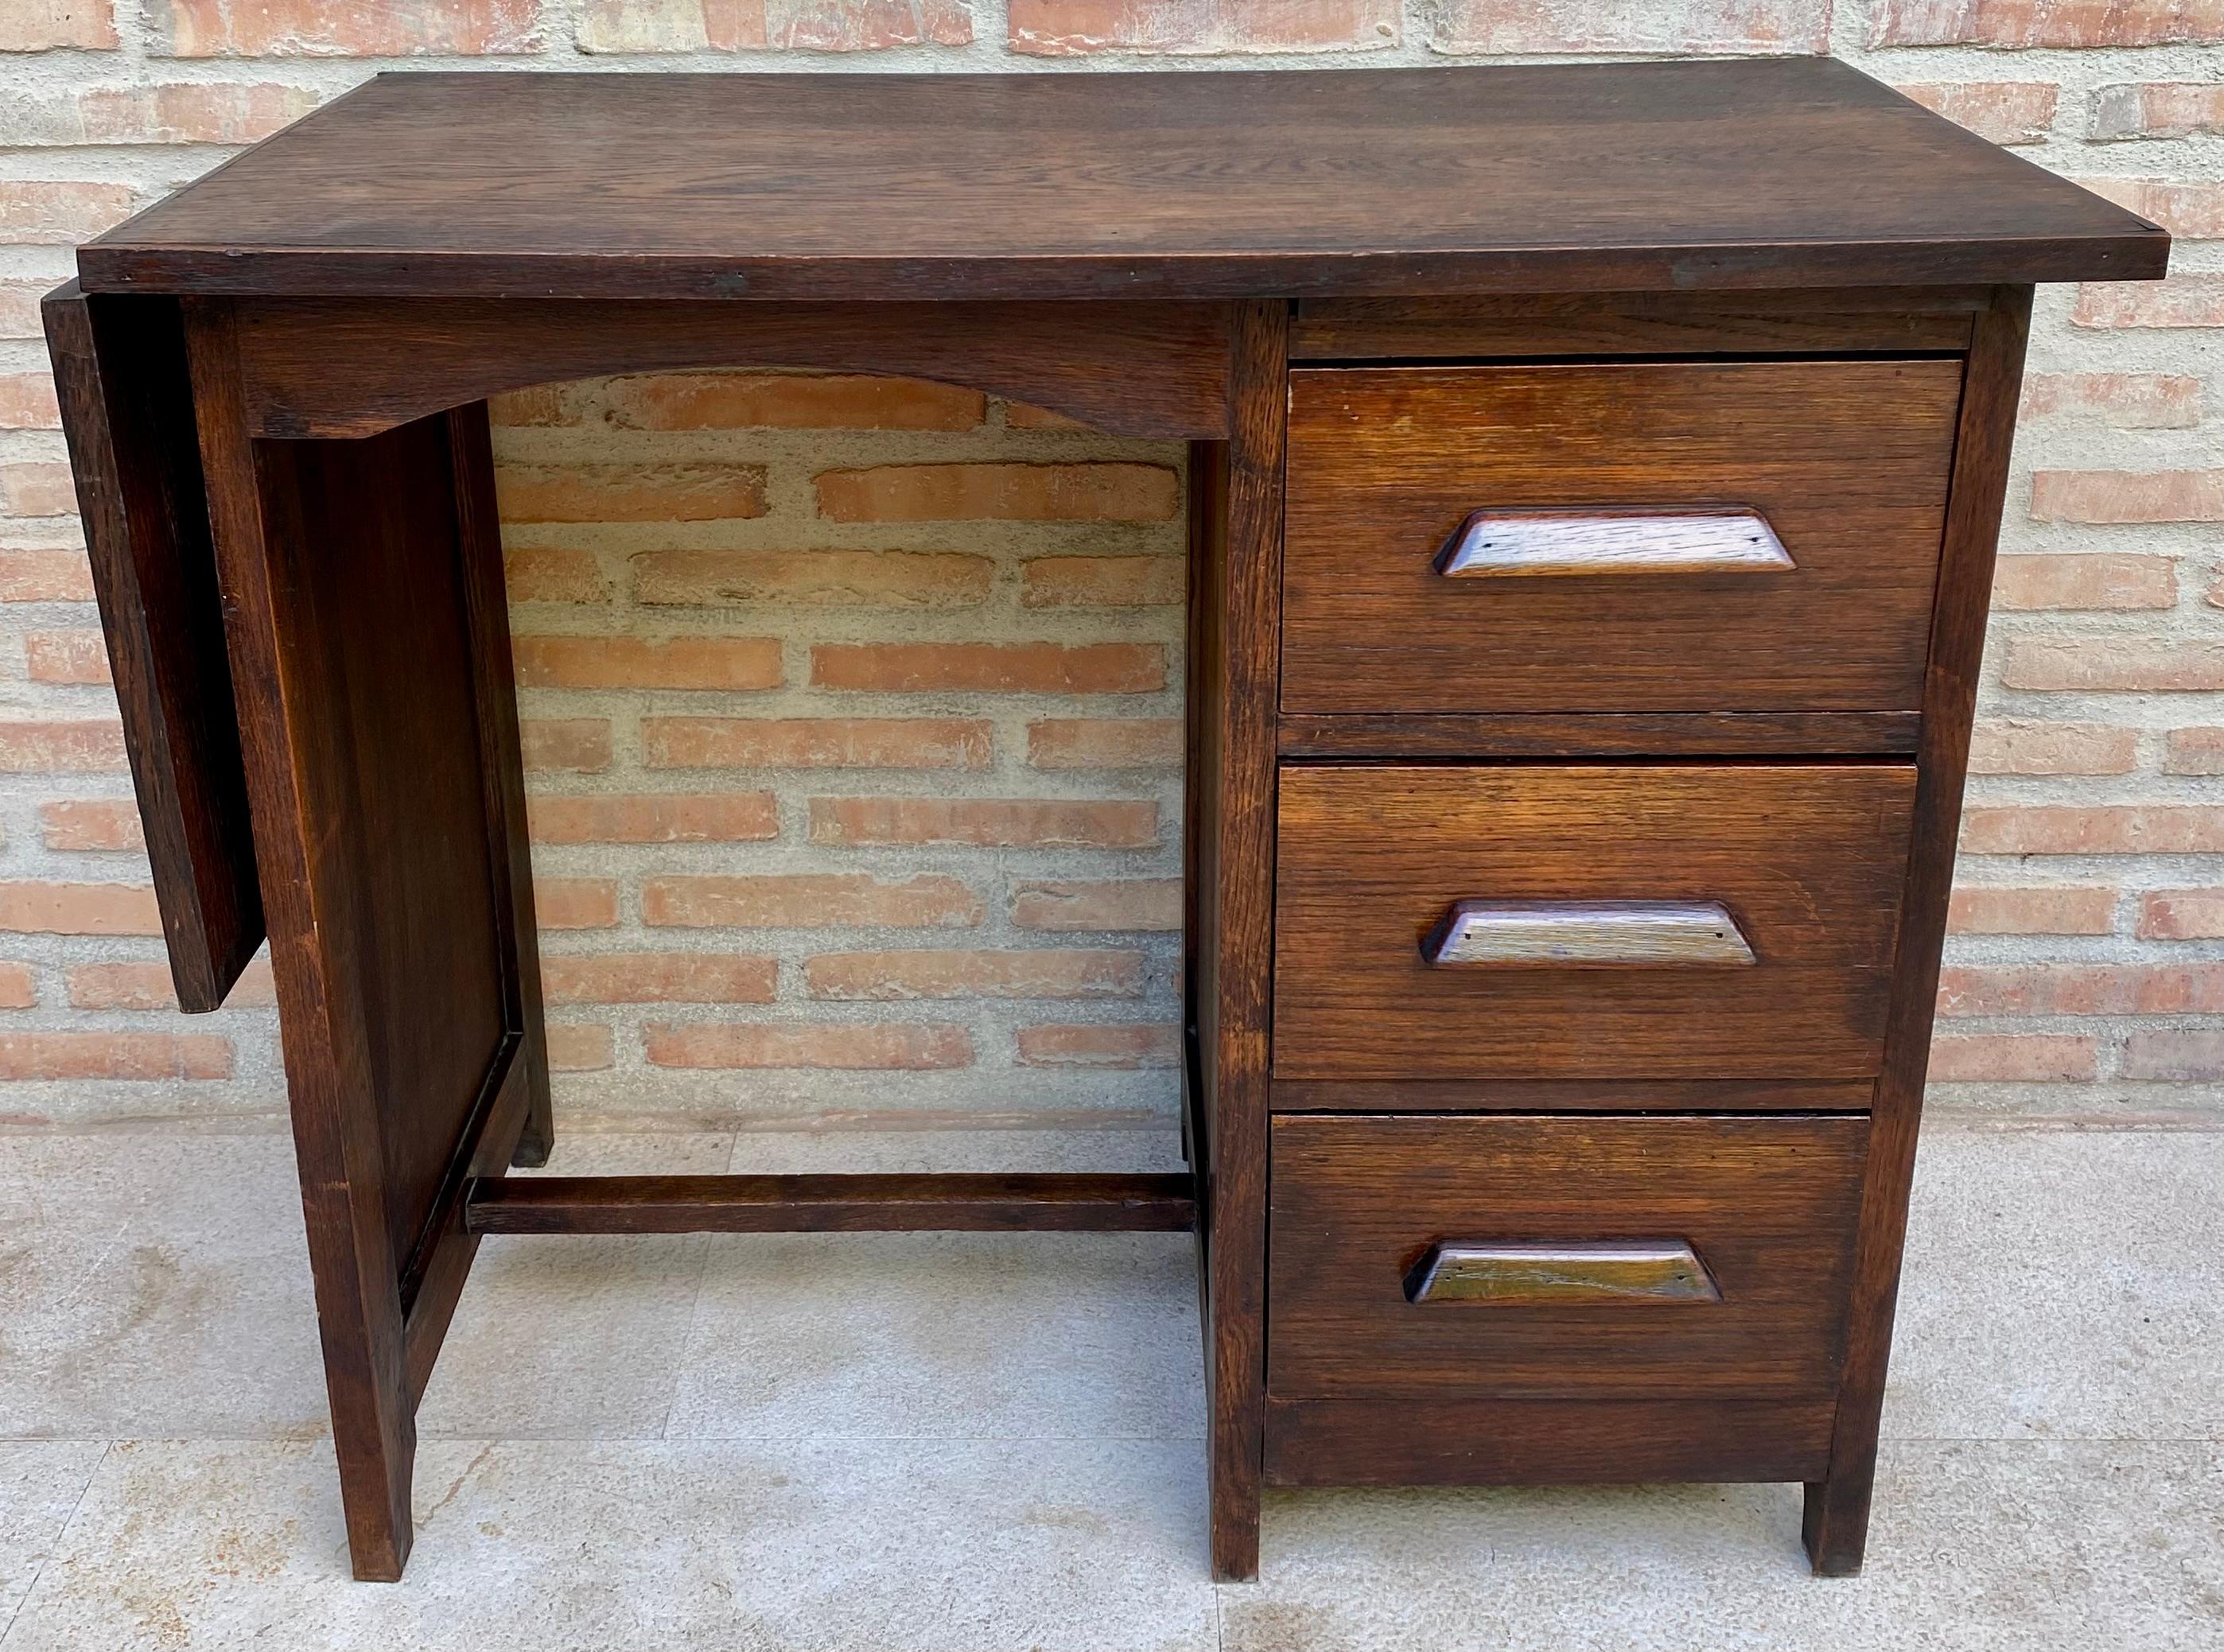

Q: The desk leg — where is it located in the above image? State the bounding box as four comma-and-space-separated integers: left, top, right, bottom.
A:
1189, 300, 1285, 1582
186, 302, 548, 1580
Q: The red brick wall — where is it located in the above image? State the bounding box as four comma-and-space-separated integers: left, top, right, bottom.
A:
0, 2, 2218, 1127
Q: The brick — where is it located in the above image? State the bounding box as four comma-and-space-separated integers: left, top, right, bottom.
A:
578, 0, 973, 52
2121, 1029, 2224, 1082
1026, 717, 1183, 770
0, 373, 61, 430
25, 631, 112, 684
815, 463, 1180, 523
494, 463, 766, 523
1961, 806, 2224, 856
1017, 1023, 1181, 1069
808, 797, 1157, 849
1938, 963, 2224, 1017
0, 461, 83, 516
541, 951, 777, 1005
812, 642, 1163, 694
0, 1032, 230, 1081
1011, 879, 1182, 931
804, 948, 1143, 1001
0, 550, 95, 602
504, 546, 608, 603
645, 1021, 973, 1070
1947, 884, 2115, 935
519, 718, 612, 773
2090, 82, 2224, 140
545, 1022, 613, 1071
2137, 889, 2224, 940
2074, 275, 2224, 328
513, 636, 781, 691
40, 799, 144, 850
2078, 177, 2224, 239
1927, 1033, 2099, 1083
0, 963, 35, 1009
2164, 727, 2224, 775
0, 285, 49, 339
1993, 554, 2176, 611
1966, 720, 2137, 775
1872, 0, 2224, 47
2030, 470, 2224, 524
1011, 0, 1396, 53
1896, 81, 2058, 145
0, 2, 118, 49
0, 182, 135, 243
488, 385, 566, 426
0, 721, 127, 772
644, 717, 991, 771
0, 880, 160, 935
527, 793, 780, 845
1434, 0, 1828, 52
635, 550, 992, 608
1004, 402, 1091, 431
2002, 640, 2224, 693
1021, 555, 1183, 608
645, 872, 982, 929
534, 877, 619, 929
153, 0, 546, 54
25, 83, 319, 142
598, 371, 984, 430
64, 958, 275, 1009
2019, 371, 2200, 430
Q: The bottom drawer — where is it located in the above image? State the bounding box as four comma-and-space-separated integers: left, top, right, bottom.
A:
1266, 1113, 1868, 1486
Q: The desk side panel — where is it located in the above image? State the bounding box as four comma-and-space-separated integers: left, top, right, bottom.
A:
41, 285, 262, 1011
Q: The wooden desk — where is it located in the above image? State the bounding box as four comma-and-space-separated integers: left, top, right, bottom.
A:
42, 58, 2164, 1584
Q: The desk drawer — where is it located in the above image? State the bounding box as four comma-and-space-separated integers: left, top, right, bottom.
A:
1281, 360, 1962, 715
1266, 1113, 1868, 1402
1272, 763, 1916, 1080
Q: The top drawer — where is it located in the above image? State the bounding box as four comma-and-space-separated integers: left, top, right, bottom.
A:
1281, 360, 1963, 716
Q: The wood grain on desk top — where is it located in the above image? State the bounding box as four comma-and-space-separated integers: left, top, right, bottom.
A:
77, 59, 2164, 301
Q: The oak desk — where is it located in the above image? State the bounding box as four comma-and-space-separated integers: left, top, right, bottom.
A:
42, 59, 2165, 1583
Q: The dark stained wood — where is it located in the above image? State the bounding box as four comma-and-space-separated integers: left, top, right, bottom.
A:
185, 299, 415, 1581
465, 1172, 1196, 1235
1268, 1114, 1869, 1400
1290, 286, 1985, 359
1273, 1078, 1875, 1114
1273, 764, 1917, 1080
76, 62, 2164, 301
1189, 300, 1285, 1584
448, 404, 553, 1171
187, 305, 537, 1578
227, 298, 1232, 441
47, 59, 2133, 1583
1805, 286, 2035, 1578
41, 284, 261, 1011
1282, 360, 1963, 715
1264, 1396, 1835, 1487
1277, 711, 1923, 760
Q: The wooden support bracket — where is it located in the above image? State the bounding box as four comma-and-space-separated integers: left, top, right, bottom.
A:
465, 1172, 1198, 1235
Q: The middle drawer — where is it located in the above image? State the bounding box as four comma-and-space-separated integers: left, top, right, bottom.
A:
1272, 763, 1916, 1080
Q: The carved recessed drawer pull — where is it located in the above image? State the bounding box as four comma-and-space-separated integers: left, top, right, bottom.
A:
1404, 1240, 1723, 1305
1434, 505, 1796, 578
1419, 899, 1758, 967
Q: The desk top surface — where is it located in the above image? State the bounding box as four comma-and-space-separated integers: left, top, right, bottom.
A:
78, 58, 2165, 303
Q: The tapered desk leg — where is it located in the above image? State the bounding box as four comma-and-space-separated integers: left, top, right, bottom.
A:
1188, 300, 1285, 1583
185, 301, 548, 1580
1803, 286, 2030, 1576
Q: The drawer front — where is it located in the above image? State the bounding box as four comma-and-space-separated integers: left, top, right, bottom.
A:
1272, 763, 1916, 1080
1267, 1114, 1868, 1403
1281, 360, 1962, 715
